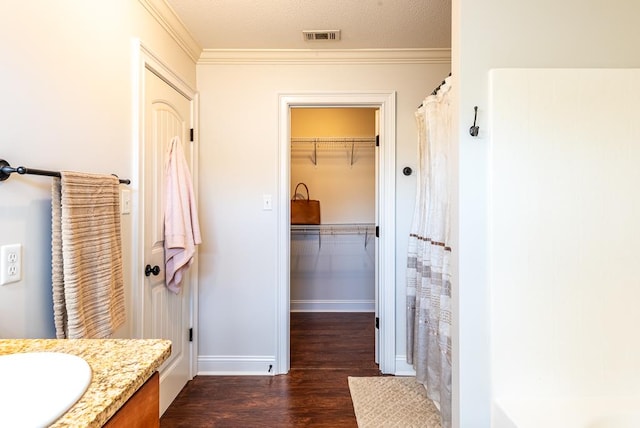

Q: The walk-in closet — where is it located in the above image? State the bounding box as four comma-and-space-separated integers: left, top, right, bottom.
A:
290, 107, 378, 365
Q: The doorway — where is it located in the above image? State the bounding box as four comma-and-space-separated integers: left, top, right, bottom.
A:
289, 107, 377, 367
276, 92, 397, 375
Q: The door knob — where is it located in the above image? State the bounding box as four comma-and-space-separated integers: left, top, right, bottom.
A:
145, 264, 160, 277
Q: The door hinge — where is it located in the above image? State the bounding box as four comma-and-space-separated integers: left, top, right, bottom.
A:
189, 327, 193, 342
190, 128, 194, 142
375, 317, 379, 329
375, 226, 379, 238
375, 135, 379, 147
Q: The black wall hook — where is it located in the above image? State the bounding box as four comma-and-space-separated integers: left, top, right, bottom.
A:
469, 106, 479, 137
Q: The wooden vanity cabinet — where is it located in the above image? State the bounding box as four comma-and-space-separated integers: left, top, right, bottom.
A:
103, 372, 159, 427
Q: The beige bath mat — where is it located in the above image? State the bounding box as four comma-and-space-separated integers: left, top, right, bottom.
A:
348, 376, 441, 428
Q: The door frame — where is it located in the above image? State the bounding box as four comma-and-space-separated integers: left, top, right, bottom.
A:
132, 39, 200, 378
276, 92, 396, 374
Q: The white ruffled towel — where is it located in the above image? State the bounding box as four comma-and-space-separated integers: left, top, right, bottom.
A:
164, 136, 202, 293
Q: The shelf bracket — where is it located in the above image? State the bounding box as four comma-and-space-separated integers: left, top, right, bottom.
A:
312, 141, 317, 165
350, 142, 355, 166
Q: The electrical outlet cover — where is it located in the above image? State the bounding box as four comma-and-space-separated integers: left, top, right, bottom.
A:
0, 244, 22, 286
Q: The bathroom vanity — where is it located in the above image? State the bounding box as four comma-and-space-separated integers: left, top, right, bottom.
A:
0, 338, 171, 427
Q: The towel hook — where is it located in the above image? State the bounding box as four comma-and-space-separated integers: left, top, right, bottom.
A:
469, 106, 479, 137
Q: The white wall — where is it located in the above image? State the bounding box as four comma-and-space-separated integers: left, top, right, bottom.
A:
291, 147, 375, 223
491, 69, 640, 400
291, 108, 376, 224
0, 0, 196, 339
291, 233, 375, 311
196, 58, 451, 373
453, 0, 640, 426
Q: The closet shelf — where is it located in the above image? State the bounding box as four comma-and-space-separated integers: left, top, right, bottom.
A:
291, 137, 376, 166
291, 223, 375, 249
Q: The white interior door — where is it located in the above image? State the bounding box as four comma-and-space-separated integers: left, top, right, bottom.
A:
143, 67, 193, 414
374, 109, 380, 365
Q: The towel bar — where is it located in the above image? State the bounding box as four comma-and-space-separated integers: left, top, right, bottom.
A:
0, 159, 131, 184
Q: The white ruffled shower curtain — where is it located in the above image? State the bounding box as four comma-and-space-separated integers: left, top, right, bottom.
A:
406, 76, 453, 428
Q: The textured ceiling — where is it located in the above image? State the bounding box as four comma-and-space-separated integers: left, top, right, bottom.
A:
165, 0, 451, 50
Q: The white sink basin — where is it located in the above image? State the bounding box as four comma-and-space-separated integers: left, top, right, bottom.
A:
0, 352, 92, 427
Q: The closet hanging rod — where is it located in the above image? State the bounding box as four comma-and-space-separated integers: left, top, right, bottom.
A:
0, 159, 131, 184
291, 137, 376, 144
290, 223, 375, 234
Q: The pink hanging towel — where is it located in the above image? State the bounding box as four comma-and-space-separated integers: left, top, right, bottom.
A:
164, 136, 202, 293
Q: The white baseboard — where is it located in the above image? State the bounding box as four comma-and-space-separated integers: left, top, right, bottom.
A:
198, 351, 405, 377
197, 355, 276, 376
290, 299, 375, 312
395, 355, 417, 376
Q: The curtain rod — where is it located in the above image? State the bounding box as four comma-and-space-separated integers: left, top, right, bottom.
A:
0, 159, 131, 185
418, 72, 452, 108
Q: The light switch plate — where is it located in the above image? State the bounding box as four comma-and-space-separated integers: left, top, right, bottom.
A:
120, 189, 131, 215
0, 244, 22, 286
263, 194, 273, 211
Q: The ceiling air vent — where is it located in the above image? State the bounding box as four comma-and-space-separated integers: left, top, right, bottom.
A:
303, 30, 341, 41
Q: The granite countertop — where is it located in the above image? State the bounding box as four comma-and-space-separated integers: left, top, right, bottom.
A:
0, 338, 171, 427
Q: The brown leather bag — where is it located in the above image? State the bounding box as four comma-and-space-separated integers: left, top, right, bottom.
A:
291, 182, 321, 225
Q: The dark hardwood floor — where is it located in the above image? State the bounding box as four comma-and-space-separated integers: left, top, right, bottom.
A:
160, 312, 380, 427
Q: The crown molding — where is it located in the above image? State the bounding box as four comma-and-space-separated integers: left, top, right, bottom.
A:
198, 48, 451, 65
138, 0, 202, 63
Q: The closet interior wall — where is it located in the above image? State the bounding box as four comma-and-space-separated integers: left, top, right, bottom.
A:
290, 108, 376, 312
